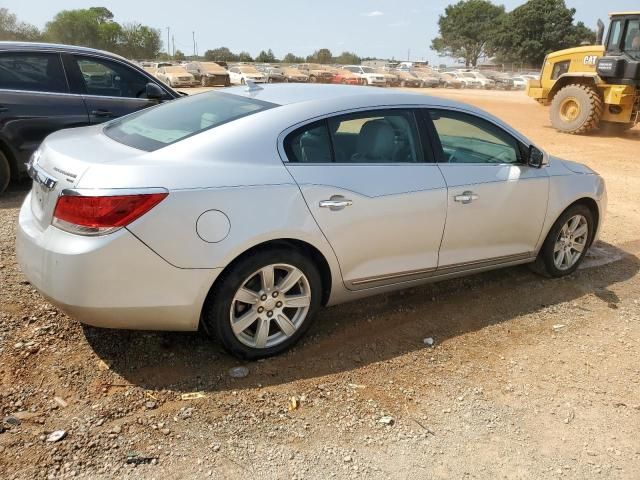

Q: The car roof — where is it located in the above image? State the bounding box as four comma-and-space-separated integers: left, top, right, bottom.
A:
222, 83, 463, 109
0, 41, 129, 60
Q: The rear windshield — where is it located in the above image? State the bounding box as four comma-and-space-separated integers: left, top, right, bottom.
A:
104, 91, 276, 151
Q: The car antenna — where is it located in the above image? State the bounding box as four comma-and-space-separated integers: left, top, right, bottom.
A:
245, 79, 263, 92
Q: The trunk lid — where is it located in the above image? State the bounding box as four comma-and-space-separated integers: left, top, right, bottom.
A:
28, 125, 145, 230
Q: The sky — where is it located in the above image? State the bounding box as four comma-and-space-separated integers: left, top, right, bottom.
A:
3, 0, 638, 63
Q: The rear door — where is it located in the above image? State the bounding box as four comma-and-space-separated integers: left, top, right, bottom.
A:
63, 54, 167, 124
0, 51, 88, 168
283, 108, 448, 290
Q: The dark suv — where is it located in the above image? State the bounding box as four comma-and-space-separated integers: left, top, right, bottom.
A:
0, 42, 181, 193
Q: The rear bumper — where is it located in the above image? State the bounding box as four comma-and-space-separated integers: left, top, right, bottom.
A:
16, 193, 220, 331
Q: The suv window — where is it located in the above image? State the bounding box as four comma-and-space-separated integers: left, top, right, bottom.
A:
74, 56, 152, 99
623, 20, 640, 56
0, 52, 67, 93
285, 110, 424, 164
428, 110, 522, 164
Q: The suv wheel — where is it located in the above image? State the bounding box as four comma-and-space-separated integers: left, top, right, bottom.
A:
202, 248, 322, 360
0, 150, 10, 194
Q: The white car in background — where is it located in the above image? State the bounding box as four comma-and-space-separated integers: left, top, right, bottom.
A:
447, 71, 482, 89
511, 76, 529, 89
344, 66, 386, 86
458, 71, 496, 89
228, 65, 267, 85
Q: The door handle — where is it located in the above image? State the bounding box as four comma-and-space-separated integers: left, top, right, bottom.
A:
0, 106, 8, 113
319, 196, 353, 211
454, 191, 479, 204
91, 109, 114, 117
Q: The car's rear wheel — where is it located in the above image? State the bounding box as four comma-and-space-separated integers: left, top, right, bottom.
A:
202, 248, 322, 360
530, 204, 594, 278
0, 150, 10, 194
201, 77, 208, 87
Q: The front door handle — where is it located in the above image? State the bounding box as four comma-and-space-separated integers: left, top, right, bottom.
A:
91, 109, 114, 117
319, 196, 353, 211
454, 191, 479, 204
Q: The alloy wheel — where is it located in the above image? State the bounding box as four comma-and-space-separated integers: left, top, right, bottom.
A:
229, 264, 311, 349
553, 215, 589, 271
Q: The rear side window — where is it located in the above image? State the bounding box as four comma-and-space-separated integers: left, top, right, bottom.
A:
285, 109, 425, 164
551, 60, 570, 80
0, 52, 67, 93
105, 91, 276, 151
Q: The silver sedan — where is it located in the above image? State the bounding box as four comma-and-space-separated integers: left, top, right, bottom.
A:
16, 84, 607, 359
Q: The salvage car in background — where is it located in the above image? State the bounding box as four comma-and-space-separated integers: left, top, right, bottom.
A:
280, 67, 309, 83
344, 65, 386, 86
331, 68, 361, 85
16, 84, 606, 359
156, 65, 196, 88
294, 64, 334, 83
0, 42, 180, 193
439, 72, 464, 89
228, 65, 267, 85
374, 68, 399, 87
184, 61, 230, 86
394, 70, 423, 87
411, 69, 441, 88
256, 65, 287, 83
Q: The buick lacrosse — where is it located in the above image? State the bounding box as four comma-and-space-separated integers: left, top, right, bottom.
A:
17, 84, 606, 359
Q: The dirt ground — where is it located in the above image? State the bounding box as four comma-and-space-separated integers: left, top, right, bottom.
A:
1, 88, 639, 480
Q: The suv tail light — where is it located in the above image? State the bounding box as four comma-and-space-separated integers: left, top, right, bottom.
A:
53, 191, 168, 236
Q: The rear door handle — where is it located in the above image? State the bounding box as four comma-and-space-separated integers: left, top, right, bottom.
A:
319, 196, 353, 211
454, 191, 479, 204
91, 109, 114, 117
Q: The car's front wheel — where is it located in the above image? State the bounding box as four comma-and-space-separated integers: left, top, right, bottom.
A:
531, 204, 594, 278
202, 248, 322, 359
0, 150, 10, 194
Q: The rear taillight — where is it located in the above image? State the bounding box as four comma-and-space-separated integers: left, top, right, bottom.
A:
53, 192, 168, 236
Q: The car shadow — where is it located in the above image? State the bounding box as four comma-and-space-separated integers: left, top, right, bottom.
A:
0, 180, 30, 210
83, 241, 639, 393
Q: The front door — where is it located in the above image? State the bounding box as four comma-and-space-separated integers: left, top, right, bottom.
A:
425, 109, 549, 269
283, 109, 448, 290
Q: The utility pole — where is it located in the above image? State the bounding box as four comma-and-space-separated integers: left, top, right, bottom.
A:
192, 31, 196, 58
172, 35, 175, 57
407, 49, 411, 61
166, 27, 170, 58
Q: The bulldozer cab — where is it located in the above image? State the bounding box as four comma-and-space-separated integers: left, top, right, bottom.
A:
597, 13, 640, 83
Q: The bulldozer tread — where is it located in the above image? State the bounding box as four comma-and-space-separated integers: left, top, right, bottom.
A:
550, 84, 603, 135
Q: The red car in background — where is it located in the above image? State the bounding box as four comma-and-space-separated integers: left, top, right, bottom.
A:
331, 69, 361, 85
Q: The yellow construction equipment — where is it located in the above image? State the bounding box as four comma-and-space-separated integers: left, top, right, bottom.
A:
527, 13, 640, 134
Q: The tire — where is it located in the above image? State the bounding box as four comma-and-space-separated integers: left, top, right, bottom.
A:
0, 150, 10, 194
240, 78, 245, 85
550, 84, 603, 135
530, 204, 595, 278
400, 80, 407, 87
202, 248, 323, 360
201, 77, 207, 87
309, 75, 317, 83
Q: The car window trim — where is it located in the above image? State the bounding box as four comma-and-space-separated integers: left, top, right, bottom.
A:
422, 108, 527, 166
280, 106, 432, 165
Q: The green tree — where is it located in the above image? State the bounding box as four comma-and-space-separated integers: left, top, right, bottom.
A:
307, 48, 333, 64
492, 0, 595, 66
255, 49, 277, 63
0, 8, 40, 40
238, 51, 253, 62
282, 53, 304, 64
204, 47, 239, 62
173, 49, 186, 61
44, 7, 121, 51
118, 23, 162, 59
335, 51, 360, 65
431, 0, 505, 67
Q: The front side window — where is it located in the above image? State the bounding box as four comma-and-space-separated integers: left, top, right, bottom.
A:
623, 20, 640, 58
284, 110, 424, 164
429, 110, 521, 164
551, 60, 570, 80
0, 52, 67, 93
75, 56, 152, 99
608, 20, 623, 50
105, 91, 276, 151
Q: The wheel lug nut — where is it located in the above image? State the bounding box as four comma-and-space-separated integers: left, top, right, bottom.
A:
267, 311, 273, 318
257, 307, 264, 313
260, 294, 268, 301
272, 291, 279, 298
276, 301, 283, 308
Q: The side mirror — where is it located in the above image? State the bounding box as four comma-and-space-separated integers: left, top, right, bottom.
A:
145, 82, 164, 101
528, 145, 548, 168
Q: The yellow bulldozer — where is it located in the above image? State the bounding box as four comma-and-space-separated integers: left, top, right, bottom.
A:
527, 12, 640, 134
